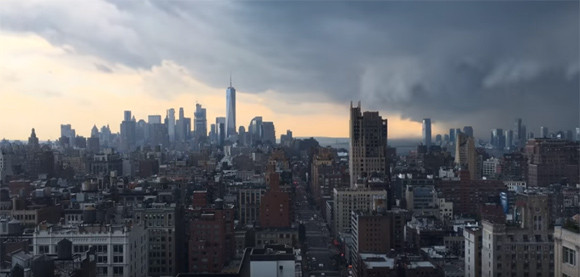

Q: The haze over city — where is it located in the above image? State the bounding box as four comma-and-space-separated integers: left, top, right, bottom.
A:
1, 1, 578, 141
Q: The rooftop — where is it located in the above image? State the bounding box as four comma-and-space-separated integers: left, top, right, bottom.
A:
562, 218, 580, 234
408, 261, 436, 269
359, 253, 395, 269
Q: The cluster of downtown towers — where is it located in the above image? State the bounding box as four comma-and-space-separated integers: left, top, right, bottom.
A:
70, 83, 278, 153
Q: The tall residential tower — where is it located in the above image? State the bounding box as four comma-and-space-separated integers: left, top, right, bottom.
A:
349, 102, 388, 187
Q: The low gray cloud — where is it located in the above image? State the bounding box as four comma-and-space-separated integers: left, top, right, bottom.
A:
1, 0, 577, 138
94, 63, 113, 73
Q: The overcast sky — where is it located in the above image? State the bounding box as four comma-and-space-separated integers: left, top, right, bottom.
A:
1, 0, 578, 140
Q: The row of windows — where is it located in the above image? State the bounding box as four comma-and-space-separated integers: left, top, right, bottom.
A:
498, 245, 552, 252
256, 233, 293, 239
563, 246, 576, 266
97, 266, 125, 275
38, 244, 123, 254
13, 214, 36, 221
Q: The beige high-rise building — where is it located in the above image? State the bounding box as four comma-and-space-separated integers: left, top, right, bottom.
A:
479, 193, 554, 277
455, 132, 477, 180
311, 147, 334, 203
554, 223, 580, 277
332, 187, 387, 236
349, 102, 388, 187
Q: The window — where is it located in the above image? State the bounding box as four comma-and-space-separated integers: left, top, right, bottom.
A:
97, 245, 107, 253
563, 247, 576, 266
113, 266, 123, 275
113, 245, 123, 253
39, 245, 49, 254
114, 256, 124, 263
97, 256, 108, 263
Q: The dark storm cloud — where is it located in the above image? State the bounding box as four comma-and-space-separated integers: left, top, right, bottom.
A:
1, 0, 578, 137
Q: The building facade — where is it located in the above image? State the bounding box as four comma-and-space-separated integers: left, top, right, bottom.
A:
33, 223, 148, 277
480, 193, 554, 277
194, 103, 207, 143
349, 102, 388, 187
187, 204, 235, 273
133, 203, 180, 276
464, 226, 482, 277
554, 224, 580, 277
332, 187, 387, 236
525, 139, 579, 187
455, 133, 477, 180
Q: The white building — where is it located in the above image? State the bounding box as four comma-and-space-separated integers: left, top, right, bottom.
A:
464, 226, 482, 277
332, 187, 387, 235
33, 223, 148, 277
248, 245, 296, 277
554, 224, 580, 277
503, 181, 526, 192
482, 157, 500, 179
480, 194, 554, 277
437, 197, 454, 223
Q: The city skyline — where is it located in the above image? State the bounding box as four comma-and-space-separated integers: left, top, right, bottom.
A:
1, 1, 578, 140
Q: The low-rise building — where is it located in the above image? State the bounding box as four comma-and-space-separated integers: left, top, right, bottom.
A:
554, 222, 580, 277
33, 223, 148, 277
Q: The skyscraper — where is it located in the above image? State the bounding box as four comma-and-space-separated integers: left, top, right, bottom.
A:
504, 129, 513, 151
491, 128, 504, 150
225, 79, 236, 139
166, 108, 176, 142
463, 126, 474, 138
248, 116, 263, 145
262, 121, 276, 145
349, 102, 388, 187
455, 132, 477, 180
91, 125, 99, 137
209, 124, 216, 144
60, 124, 76, 145
147, 115, 166, 147
422, 118, 432, 149
120, 110, 136, 152
194, 103, 207, 143
174, 107, 191, 142
216, 117, 226, 146
449, 128, 456, 144
514, 118, 524, 147
540, 126, 548, 138
28, 128, 39, 150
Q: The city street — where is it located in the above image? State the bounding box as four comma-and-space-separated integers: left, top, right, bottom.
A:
294, 178, 341, 277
